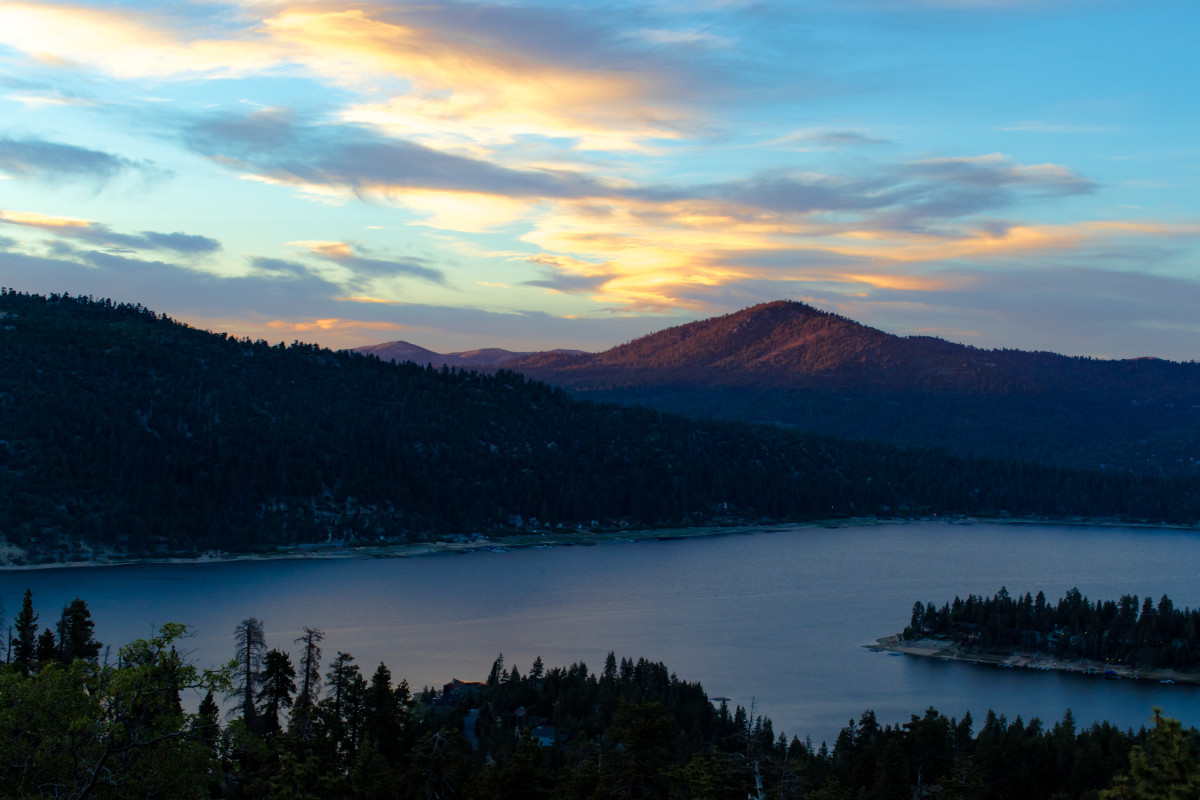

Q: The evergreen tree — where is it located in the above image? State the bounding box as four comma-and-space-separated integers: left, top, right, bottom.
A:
232, 617, 267, 732
35, 628, 58, 663
364, 662, 403, 757
1100, 709, 1200, 799
56, 597, 102, 663
294, 626, 324, 709
11, 588, 37, 671
258, 649, 296, 734
488, 653, 506, 686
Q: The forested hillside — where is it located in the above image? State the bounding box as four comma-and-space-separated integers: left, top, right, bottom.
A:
2, 290, 1198, 563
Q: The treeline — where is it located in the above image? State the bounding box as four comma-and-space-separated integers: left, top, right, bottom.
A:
3, 289, 1200, 563
906, 587, 1200, 669
3, 591, 1200, 799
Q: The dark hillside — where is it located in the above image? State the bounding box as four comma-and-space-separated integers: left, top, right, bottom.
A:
1, 290, 1196, 563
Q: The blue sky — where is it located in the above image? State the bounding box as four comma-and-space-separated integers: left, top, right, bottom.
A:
1, 0, 1197, 358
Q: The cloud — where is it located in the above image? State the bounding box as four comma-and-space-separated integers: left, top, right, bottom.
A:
288, 239, 447, 286
843, 265, 1200, 360
0, 2, 698, 152
273, 7, 689, 152
0, 2, 284, 80
265, 318, 411, 335
0, 137, 155, 185
0, 241, 339, 324
137, 231, 222, 254
523, 270, 620, 295
189, 110, 1093, 246
768, 129, 892, 149
0, 209, 220, 255
906, 153, 1096, 195
186, 110, 612, 205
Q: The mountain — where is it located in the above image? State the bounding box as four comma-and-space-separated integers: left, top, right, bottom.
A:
4, 290, 1195, 563
498, 302, 1200, 474
508, 300, 1197, 392
355, 301, 1200, 473
354, 341, 586, 370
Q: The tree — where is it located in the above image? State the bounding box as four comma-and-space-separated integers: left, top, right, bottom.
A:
1100, 708, 1200, 799
57, 597, 102, 662
258, 648, 296, 735
600, 700, 680, 799
363, 662, 406, 759
488, 653, 506, 686
11, 588, 36, 671
294, 626, 325, 709
0, 622, 227, 799
323, 651, 365, 766
232, 617, 267, 732
291, 625, 324, 737
35, 628, 58, 663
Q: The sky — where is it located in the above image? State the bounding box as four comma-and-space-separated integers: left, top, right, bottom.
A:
0, 0, 1197, 359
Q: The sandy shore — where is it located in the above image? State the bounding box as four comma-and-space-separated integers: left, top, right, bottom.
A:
868, 634, 1200, 686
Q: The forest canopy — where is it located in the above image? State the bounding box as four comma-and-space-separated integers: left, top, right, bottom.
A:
3, 590, 1200, 800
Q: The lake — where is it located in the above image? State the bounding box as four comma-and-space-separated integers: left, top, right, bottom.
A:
4, 520, 1200, 746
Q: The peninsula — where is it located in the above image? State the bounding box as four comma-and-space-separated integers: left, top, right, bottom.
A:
871, 587, 1200, 686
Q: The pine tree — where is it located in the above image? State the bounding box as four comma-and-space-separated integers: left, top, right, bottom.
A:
56, 597, 101, 663
258, 649, 296, 735
294, 626, 324, 709
11, 588, 37, 671
232, 617, 266, 732
35, 628, 58, 663
364, 662, 401, 755
488, 653, 505, 686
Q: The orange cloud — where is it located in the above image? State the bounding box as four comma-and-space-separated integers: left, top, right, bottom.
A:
336, 295, 401, 305
0, 3, 282, 79
265, 9, 681, 151
266, 317, 409, 333
513, 190, 1199, 312
0, 209, 92, 228
289, 240, 354, 259
0, 4, 685, 154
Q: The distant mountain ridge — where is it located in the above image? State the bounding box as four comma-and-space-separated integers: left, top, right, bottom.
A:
507, 301, 1195, 394
358, 301, 1200, 474
354, 340, 586, 370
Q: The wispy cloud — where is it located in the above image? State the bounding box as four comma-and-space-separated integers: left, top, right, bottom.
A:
767, 129, 892, 149
288, 239, 447, 286
0, 209, 219, 254
0, 137, 158, 186
186, 110, 612, 206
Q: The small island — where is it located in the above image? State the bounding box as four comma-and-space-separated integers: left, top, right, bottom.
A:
872, 587, 1200, 685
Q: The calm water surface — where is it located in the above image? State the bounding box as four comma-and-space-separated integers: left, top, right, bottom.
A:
4, 521, 1200, 746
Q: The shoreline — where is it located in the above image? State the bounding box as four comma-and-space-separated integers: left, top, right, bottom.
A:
4, 515, 1199, 572
868, 634, 1200, 686
0, 518, 882, 572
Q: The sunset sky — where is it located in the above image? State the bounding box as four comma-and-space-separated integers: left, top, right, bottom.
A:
1, 0, 1196, 358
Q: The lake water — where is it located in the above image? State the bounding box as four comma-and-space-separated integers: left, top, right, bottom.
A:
4, 521, 1200, 746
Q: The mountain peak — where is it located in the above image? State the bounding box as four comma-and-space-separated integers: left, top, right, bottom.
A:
573, 299, 893, 375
